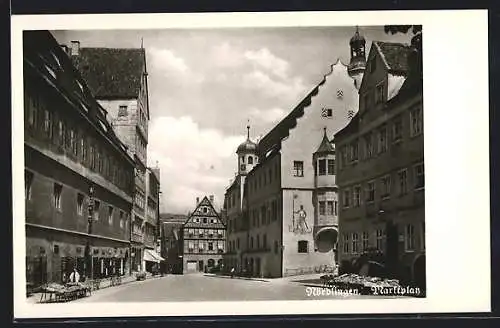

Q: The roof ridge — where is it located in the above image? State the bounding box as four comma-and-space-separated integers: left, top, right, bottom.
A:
373, 41, 390, 70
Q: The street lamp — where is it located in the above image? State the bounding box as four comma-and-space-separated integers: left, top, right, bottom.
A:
85, 185, 94, 281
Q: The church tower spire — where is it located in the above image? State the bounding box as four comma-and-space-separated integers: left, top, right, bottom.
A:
348, 26, 367, 90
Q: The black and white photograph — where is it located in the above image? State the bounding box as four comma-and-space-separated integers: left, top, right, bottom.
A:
11, 11, 490, 318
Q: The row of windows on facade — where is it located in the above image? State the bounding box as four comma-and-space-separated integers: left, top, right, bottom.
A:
25, 93, 132, 191
184, 228, 225, 238
341, 163, 424, 208
338, 106, 423, 170
228, 199, 280, 233
24, 171, 129, 229
228, 238, 310, 254
247, 161, 281, 193
185, 240, 225, 253
341, 222, 425, 254
190, 216, 218, 224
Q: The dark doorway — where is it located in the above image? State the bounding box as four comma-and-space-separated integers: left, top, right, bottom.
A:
198, 260, 204, 272
385, 221, 399, 278
414, 255, 426, 290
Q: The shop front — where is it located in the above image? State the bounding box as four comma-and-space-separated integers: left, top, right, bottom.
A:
143, 248, 165, 274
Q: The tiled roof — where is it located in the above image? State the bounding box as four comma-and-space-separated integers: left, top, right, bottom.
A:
373, 41, 412, 75
71, 47, 146, 99
23, 31, 132, 162
314, 129, 335, 154
257, 77, 327, 157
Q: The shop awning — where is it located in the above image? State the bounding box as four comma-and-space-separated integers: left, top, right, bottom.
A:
143, 249, 165, 263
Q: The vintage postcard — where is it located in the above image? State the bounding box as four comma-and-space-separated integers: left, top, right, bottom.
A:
12, 10, 490, 318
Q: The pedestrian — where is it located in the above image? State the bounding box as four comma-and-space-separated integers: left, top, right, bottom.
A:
230, 267, 235, 278
69, 268, 80, 283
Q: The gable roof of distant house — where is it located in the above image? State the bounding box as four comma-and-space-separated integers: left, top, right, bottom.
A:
373, 41, 412, 75
71, 47, 146, 99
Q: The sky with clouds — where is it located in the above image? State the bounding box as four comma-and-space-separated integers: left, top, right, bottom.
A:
52, 26, 411, 214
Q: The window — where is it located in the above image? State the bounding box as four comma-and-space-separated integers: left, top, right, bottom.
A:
203, 207, 208, 214
81, 137, 87, 162
241, 156, 245, 164
298, 240, 308, 253
208, 242, 214, 251
350, 141, 359, 162
376, 229, 385, 251
328, 159, 335, 175
89, 144, 95, 169
353, 186, 361, 207
362, 232, 369, 251
410, 106, 423, 136
27, 95, 38, 128
53, 183, 62, 210
363, 93, 370, 111
318, 159, 326, 176
319, 201, 326, 215
334, 200, 338, 216
250, 237, 254, 249
188, 241, 194, 252
203, 217, 208, 224
376, 83, 384, 103
370, 57, 377, 73
108, 206, 114, 225
118, 105, 128, 117
93, 200, 100, 220
381, 175, 391, 199
378, 126, 387, 153
236, 238, 240, 250
366, 181, 375, 203
341, 147, 348, 169
43, 109, 52, 137
343, 189, 351, 208
25, 171, 33, 201
119, 211, 124, 228
248, 156, 253, 165
342, 234, 349, 253
352, 233, 359, 253
70, 129, 77, 155
57, 120, 65, 145
321, 108, 333, 117
199, 229, 204, 237
293, 161, 304, 177
398, 169, 408, 195
77, 193, 84, 215
414, 163, 425, 189
405, 224, 415, 251
393, 116, 403, 143
364, 133, 373, 159
327, 201, 334, 215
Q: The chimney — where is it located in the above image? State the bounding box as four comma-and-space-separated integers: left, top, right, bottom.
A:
209, 195, 214, 204
70, 41, 80, 56
196, 197, 200, 205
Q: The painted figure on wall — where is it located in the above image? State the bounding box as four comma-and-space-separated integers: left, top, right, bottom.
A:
290, 194, 312, 234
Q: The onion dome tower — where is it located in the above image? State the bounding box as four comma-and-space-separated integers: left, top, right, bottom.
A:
348, 26, 367, 90
236, 123, 258, 175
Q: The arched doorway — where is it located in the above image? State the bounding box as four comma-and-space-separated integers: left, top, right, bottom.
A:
413, 255, 426, 290
208, 258, 215, 268
314, 227, 338, 253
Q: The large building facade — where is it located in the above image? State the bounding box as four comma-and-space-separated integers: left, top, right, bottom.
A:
68, 40, 154, 273
335, 31, 424, 288
159, 214, 187, 274
181, 196, 226, 273
223, 29, 365, 278
24, 31, 135, 288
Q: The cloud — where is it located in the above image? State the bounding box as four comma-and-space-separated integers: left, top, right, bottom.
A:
210, 42, 245, 68
249, 107, 286, 124
242, 70, 308, 101
147, 116, 244, 214
148, 47, 205, 83
244, 48, 290, 79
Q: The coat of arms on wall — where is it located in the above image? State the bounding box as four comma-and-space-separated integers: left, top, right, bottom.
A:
289, 194, 312, 234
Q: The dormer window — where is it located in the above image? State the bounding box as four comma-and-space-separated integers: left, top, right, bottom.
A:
376, 83, 385, 104
370, 57, 377, 73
